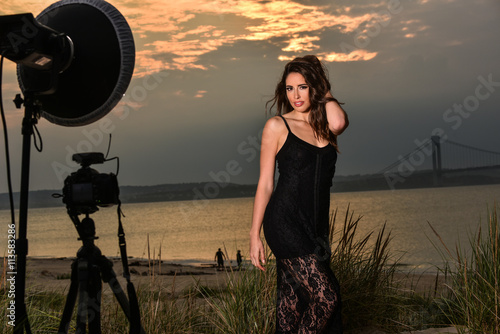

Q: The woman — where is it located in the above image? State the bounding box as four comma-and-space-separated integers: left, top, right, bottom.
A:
250, 55, 348, 333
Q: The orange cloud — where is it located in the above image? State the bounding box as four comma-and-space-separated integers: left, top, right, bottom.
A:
283, 35, 321, 52
0, 0, 53, 15
279, 49, 378, 63
320, 50, 378, 62
194, 90, 207, 98
116, 0, 381, 75
2, 0, 381, 76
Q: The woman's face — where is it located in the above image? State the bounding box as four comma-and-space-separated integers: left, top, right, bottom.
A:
285, 72, 311, 113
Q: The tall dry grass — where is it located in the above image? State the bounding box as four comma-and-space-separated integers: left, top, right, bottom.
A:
430, 205, 500, 333
327, 205, 445, 333
329, 206, 402, 331
198, 262, 276, 333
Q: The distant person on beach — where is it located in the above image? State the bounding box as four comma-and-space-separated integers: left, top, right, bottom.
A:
214, 248, 226, 269
249, 55, 348, 333
236, 250, 243, 267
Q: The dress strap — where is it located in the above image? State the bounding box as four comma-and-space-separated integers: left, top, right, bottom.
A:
279, 115, 292, 133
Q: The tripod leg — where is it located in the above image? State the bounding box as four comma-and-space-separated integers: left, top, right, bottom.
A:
76, 259, 89, 334
100, 258, 145, 334
107, 269, 132, 316
107, 275, 146, 334
58, 260, 79, 334
74, 257, 104, 334
87, 265, 102, 334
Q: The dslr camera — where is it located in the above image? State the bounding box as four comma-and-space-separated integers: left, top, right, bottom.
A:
62, 152, 119, 215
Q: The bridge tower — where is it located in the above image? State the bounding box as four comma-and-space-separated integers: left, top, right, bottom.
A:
431, 135, 442, 186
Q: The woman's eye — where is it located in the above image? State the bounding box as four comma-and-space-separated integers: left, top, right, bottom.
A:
286, 87, 292, 91
299, 85, 308, 90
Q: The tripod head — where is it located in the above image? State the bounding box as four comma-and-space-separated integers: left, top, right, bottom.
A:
77, 216, 98, 242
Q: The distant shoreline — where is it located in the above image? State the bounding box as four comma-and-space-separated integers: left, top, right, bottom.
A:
1, 168, 499, 210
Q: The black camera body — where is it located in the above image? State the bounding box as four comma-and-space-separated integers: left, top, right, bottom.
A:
63, 153, 119, 214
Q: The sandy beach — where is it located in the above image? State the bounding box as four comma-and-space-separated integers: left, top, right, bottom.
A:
8, 257, 459, 334
22, 256, 229, 297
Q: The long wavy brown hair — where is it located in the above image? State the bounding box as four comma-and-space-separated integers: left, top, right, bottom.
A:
266, 55, 342, 151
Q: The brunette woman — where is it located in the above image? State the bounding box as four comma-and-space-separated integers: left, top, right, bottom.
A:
250, 55, 348, 333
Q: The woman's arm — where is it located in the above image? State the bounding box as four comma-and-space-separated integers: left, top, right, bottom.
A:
249, 117, 282, 271
326, 100, 349, 136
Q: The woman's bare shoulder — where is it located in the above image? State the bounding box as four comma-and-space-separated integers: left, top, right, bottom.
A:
262, 116, 288, 145
264, 115, 286, 130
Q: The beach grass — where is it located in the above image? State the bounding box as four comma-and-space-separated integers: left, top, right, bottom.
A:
198, 261, 276, 334
430, 204, 500, 334
328, 205, 446, 333
1, 204, 498, 333
329, 205, 402, 331
0, 286, 66, 332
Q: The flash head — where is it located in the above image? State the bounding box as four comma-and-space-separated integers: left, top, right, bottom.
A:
0, 13, 74, 71
73, 152, 106, 167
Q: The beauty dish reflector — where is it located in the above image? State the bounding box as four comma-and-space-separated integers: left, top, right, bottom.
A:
17, 0, 135, 127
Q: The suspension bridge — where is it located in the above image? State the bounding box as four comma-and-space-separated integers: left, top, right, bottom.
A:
377, 136, 500, 189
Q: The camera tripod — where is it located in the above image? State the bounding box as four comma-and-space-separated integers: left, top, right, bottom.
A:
58, 214, 144, 334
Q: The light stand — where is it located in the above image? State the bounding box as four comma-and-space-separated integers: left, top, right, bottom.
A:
13, 93, 38, 334
1, 16, 75, 331
9, 21, 72, 328
0, 0, 136, 332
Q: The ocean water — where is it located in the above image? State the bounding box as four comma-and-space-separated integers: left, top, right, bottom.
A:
1, 184, 499, 272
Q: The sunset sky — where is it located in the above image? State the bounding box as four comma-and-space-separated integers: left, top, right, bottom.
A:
1, 0, 499, 192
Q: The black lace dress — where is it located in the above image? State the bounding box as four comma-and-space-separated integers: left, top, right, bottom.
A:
263, 115, 342, 333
